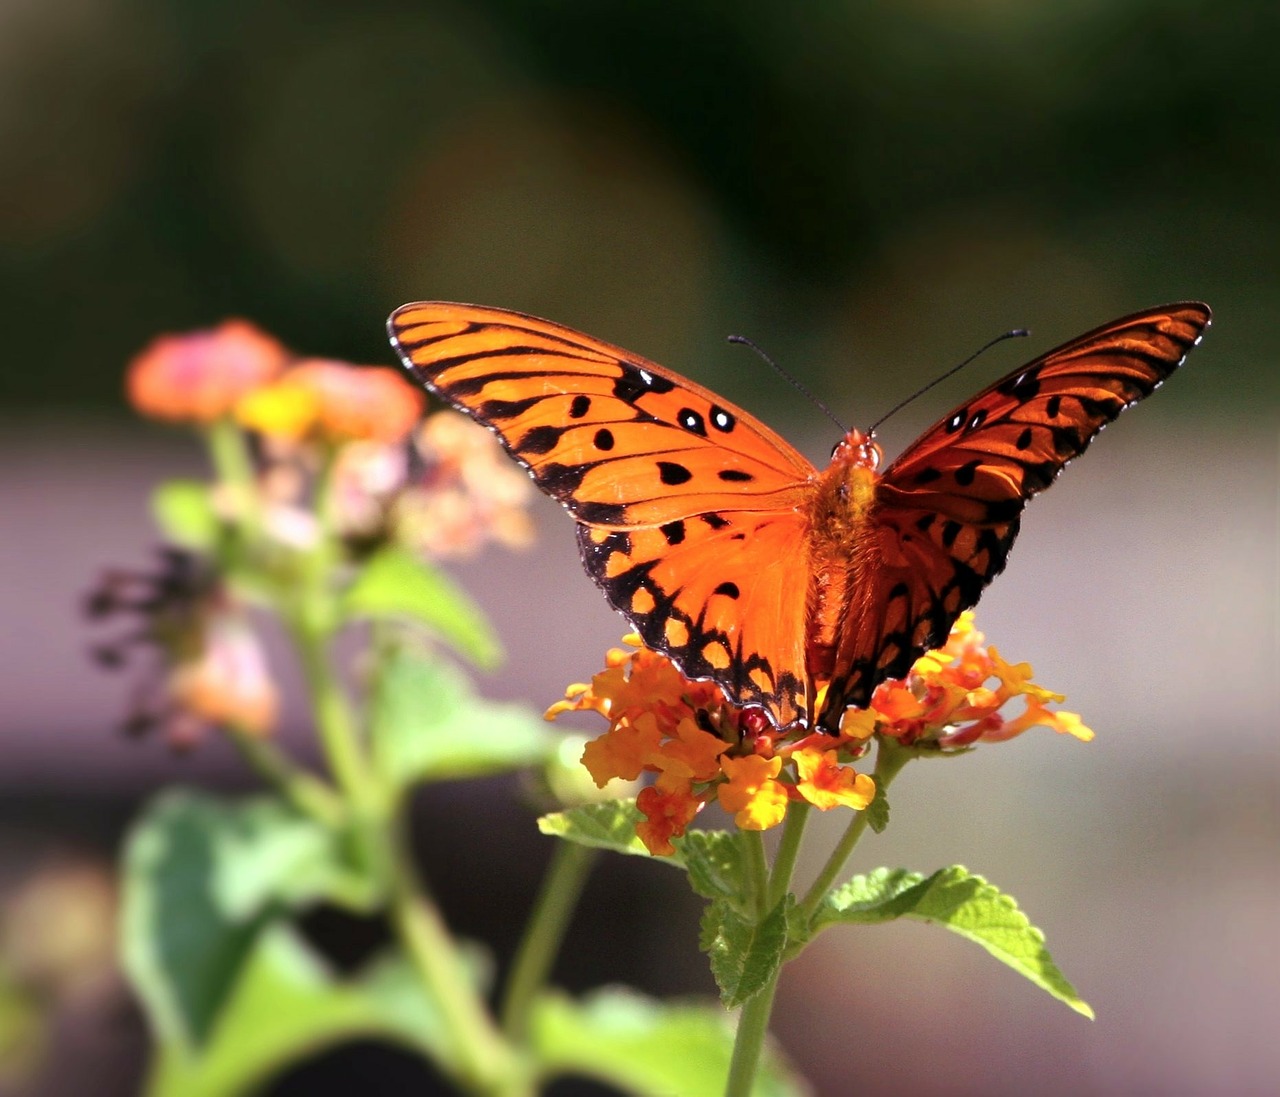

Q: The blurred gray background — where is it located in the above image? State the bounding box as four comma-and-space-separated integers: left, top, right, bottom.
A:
1, 2, 1276, 1094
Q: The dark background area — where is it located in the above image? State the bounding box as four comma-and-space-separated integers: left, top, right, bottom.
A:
1, 2, 1276, 1095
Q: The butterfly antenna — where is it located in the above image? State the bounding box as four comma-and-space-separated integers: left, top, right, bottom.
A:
727, 334, 849, 435
868, 327, 1030, 435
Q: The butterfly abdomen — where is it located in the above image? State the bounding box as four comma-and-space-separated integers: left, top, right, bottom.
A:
803, 433, 886, 698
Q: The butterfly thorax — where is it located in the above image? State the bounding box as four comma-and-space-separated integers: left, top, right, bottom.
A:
803, 429, 885, 696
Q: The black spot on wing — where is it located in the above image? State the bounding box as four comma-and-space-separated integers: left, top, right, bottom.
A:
1000, 366, 1041, 400
678, 408, 707, 436
593, 428, 615, 451
713, 581, 740, 599
718, 469, 754, 483
477, 395, 544, 420
710, 405, 736, 433
613, 362, 676, 403
518, 425, 563, 455
569, 394, 591, 419
660, 520, 686, 545
658, 461, 693, 486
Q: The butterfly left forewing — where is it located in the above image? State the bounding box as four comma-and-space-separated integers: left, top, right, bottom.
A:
818, 302, 1211, 730
389, 302, 815, 527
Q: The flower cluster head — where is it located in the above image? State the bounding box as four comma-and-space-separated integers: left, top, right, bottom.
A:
86, 548, 277, 750
548, 613, 1089, 856
125, 322, 532, 561
845, 612, 1093, 747
548, 640, 875, 856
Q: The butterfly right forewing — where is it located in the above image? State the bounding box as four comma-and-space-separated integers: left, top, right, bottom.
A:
818, 303, 1212, 729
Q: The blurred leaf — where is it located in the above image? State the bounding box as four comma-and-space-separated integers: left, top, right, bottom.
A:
537, 801, 683, 864
814, 866, 1093, 1018
700, 897, 790, 1010
121, 791, 377, 1050
152, 480, 219, 549
370, 645, 556, 794
342, 546, 501, 668
145, 925, 448, 1097
532, 987, 807, 1097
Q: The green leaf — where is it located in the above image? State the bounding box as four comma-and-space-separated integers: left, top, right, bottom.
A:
865, 782, 890, 834
675, 829, 748, 905
370, 646, 557, 794
145, 926, 448, 1097
531, 987, 806, 1097
121, 791, 376, 1050
700, 897, 791, 1009
152, 480, 219, 548
537, 801, 682, 863
815, 865, 1093, 1018
343, 546, 502, 668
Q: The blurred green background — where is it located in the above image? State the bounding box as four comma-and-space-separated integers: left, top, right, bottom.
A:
1, 2, 1276, 1095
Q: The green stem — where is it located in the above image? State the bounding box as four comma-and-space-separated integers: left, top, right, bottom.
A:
290, 612, 377, 809
388, 830, 530, 1096
205, 417, 263, 537
795, 736, 912, 921
500, 841, 598, 1041
724, 967, 781, 1097
743, 830, 771, 917
226, 727, 344, 827
767, 802, 809, 909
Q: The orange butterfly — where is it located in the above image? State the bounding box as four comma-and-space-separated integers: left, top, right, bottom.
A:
388, 301, 1210, 734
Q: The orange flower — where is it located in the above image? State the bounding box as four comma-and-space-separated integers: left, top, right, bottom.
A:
553, 612, 1088, 854
127, 320, 288, 423
856, 612, 1092, 748
793, 746, 876, 811
635, 785, 702, 857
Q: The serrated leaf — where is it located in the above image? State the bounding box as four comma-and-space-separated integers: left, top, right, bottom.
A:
145, 926, 448, 1097
865, 783, 890, 834
701, 897, 791, 1009
121, 791, 377, 1049
370, 646, 556, 794
342, 546, 502, 668
532, 987, 808, 1097
675, 829, 748, 904
816, 865, 1093, 1018
537, 801, 686, 864
152, 480, 220, 549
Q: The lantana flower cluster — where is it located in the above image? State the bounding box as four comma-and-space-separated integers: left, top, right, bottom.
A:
94, 319, 534, 749
548, 613, 1090, 855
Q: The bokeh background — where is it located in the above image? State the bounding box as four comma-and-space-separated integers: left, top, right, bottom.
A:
1, 1, 1277, 1094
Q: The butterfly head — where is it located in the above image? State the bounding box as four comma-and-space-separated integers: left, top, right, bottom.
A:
831, 428, 883, 473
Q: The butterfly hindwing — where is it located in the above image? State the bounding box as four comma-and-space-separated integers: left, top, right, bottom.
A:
388, 303, 815, 528
577, 509, 811, 726
817, 303, 1211, 728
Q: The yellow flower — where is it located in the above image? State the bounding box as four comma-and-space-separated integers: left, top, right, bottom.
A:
717, 755, 788, 831
793, 746, 876, 811
234, 379, 322, 441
